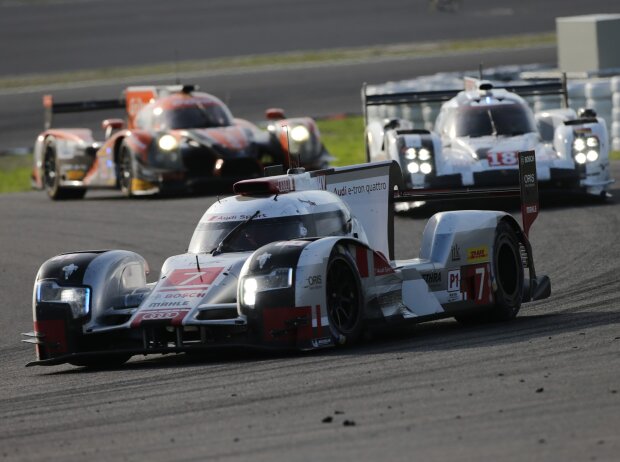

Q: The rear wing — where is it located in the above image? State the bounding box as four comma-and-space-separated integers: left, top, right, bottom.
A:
43, 94, 126, 130
322, 150, 539, 259
42, 84, 197, 130
361, 74, 569, 125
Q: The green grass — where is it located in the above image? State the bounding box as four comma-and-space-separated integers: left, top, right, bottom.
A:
316, 116, 365, 166
0, 154, 32, 193
610, 151, 620, 160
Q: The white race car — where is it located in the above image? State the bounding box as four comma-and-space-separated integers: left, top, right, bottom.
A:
364, 78, 614, 202
23, 158, 549, 368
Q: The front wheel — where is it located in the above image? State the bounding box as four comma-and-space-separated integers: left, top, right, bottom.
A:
325, 248, 364, 345
117, 142, 136, 197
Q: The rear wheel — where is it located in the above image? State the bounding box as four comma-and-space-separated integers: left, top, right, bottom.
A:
43, 140, 86, 200
325, 248, 364, 344
490, 221, 524, 321
455, 221, 523, 324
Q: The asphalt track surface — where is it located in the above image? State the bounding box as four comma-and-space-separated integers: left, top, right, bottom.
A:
1, 1, 620, 460
0, 163, 619, 461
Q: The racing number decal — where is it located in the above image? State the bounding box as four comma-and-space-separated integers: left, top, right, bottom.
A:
461, 263, 492, 305
160, 267, 223, 290
488, 152, 518, 167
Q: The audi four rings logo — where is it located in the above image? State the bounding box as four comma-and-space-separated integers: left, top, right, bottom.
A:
141, 311, 180, 320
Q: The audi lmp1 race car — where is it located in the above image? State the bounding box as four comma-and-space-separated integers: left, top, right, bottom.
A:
32, 84, 331, 199
23, 155, 550, 368
363, 77, 613, 205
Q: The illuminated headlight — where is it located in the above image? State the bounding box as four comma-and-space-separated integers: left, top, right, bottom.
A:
418, 148, 431, 161
36, 280, 90, 319
573, 138, 586, 152
158, 134, 179, 151
420, 162, 433, 174
586, 136, 599, 148
241, 268, 293, 308
586, 150, 599, 162
290, 126, 310, 143
405, 148, 416, 160
407, 162, 419, 174
575, 152, 587, 164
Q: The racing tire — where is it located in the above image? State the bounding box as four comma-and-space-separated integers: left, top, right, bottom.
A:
117, 141, 136, 197
455, 221, 523, 324
69, 354, 132, 369
490, 221, 524, 321
43, 139, 86, 200
325, 247, 364, 345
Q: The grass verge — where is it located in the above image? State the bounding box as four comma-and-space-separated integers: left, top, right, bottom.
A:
316, 116, 365, 166
0, 154, 32, 193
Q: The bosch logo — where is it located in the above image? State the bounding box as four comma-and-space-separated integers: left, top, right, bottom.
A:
521, 155, 535, 164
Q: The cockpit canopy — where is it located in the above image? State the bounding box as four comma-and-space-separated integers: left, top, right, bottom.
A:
436, 100, 537, 139
188, 191, 352, 254
134, 92, 233, 131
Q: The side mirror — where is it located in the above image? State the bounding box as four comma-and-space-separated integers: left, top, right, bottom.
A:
102, 119, 125, 139
265, 108, 286, 120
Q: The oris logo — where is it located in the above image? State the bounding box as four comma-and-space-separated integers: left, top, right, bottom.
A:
307, 275, 322, 286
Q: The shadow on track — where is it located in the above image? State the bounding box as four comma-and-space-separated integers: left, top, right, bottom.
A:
38, 309, 620, 374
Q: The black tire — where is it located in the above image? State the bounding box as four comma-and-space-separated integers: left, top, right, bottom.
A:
490, 221, 524, 321
117, 141, 135, 197
43, 139, 86, 200
69, 354, 132, 369
325, 247, 364, 345
455, 221, 523, 324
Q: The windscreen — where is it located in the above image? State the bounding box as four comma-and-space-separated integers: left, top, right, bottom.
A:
448, 103, 536, 138
164, 103, 231, 130
188, 210, 349, 254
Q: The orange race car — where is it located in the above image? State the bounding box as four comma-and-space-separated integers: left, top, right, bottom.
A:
32, 84, 332, 199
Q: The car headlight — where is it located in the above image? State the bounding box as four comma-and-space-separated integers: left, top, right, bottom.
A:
405, 148, 416, 160
407, 162, 419, 174
290, 126, 310, 143
420, 162, 432, 174
575, 152, 587, 164
36, 280, 90, 319
241, 268, 293, 308
586, 136, 599, 148
586, 150, 599, 162
573, 138, 586, 152
158, 134, 179, 151
418, 148, 431, 161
